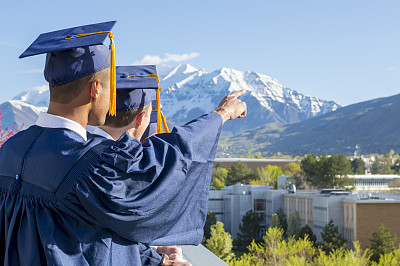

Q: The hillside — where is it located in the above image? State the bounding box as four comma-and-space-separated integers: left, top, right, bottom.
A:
218, 93, 400, 156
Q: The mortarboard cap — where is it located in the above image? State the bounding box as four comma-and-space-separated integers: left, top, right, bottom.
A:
116, 65, 157, 111
116, 65, 169, 136
19, 21, 118, 115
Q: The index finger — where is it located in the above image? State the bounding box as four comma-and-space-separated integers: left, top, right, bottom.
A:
229, 89, 246, 98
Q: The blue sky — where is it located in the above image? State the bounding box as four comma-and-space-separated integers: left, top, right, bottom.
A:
2, 0, 400, 106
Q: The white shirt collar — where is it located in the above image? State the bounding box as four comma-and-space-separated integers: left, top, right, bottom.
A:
92, 127, 115, 140
35, 112, 88, 141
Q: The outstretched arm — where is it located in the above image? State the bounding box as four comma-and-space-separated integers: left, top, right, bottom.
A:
75, 91, 248, 245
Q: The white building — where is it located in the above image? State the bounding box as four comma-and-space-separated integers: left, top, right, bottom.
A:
208, 183, 400, 246
208, 184, 287, 238
348, 174, 400, 191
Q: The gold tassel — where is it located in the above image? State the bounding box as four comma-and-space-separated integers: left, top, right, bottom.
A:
108, 32, 116, 116
161, 113, 170, 133
156, 88, 162, 134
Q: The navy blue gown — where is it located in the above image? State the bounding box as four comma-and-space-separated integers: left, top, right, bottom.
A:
0, 112, 222, 265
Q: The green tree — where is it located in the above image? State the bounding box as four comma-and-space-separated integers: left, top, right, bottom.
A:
287, 211, 301, 239
298, 224, 317, 245
283, 162, 301, 176
331, 154, 355, 187
301, 154, 354, 188
237, 210, 261, 250
228, 227, 316, 265
203, 211, 217, 243
371, 246, 400, 265
300, 154, 320, 187
315, 241, 371, 266
351, 158, 366, 175
276, 208, 288, 237
226, 161, 252, 185
369, 224, 398, 262
320, 220, 346, 253
212, 165, 228, 184
269, 213, 280, 229
249, 165, 283, 188
211, 177, 225, 190
205, 221, 234, 262
371, 159, 393, 174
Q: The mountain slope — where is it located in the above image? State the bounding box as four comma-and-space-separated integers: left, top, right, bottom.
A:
218, 93, 400, 156
0, 64, 339, 135
160, 64, 340, 135
0, 100, 47, 130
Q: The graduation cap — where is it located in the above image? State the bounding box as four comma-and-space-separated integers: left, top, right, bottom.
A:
19, 21, 118, 116
116, 65, 169, 137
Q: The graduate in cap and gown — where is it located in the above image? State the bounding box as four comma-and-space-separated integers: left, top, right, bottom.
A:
92, 65, 187, 263
0, 21, 247, 266
93, 65, 168, 142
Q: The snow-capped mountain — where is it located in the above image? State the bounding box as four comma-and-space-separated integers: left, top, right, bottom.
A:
0, 100, 47, 130
0, 64, 340, 135
159, 64, 340, 135
13, 85, 49, 107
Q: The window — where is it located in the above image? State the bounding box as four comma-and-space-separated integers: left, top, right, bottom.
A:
254, 199, 266, 211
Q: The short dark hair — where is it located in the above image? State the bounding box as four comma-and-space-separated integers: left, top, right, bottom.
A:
50, 68, 110, 104
103, 103, 151, 128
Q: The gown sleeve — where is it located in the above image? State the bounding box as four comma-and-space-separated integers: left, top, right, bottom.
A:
72, 112, 222, 245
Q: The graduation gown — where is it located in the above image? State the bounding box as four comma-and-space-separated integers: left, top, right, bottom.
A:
0, 112, 222, 266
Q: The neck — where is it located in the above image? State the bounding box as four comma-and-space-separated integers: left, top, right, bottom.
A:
47, 101, 90, 128
99, 125, 142, 141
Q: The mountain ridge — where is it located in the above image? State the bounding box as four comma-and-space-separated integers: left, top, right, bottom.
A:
218, 93, 400, 156
0, 64, 340, 137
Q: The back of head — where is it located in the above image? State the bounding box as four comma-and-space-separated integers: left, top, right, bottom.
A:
103, 103, 151, 128
50, 67, 110, 104
19, 21, 117, 114
103, 65, 156, 130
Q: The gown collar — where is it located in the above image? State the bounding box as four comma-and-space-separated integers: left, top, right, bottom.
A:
92, 127, 114, 140
35, 112, 87, 141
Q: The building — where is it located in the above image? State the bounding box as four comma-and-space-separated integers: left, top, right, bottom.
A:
282, 191, 400, 247
214, 158, 297, 171
208, 184, 283, 238
208, 184, 400, 248
283, 192, 314, 230
343, 195, 400, 249
348, 174, 400, 191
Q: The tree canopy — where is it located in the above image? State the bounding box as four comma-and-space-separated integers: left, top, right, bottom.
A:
301, 154, 354, 188
205, 221, 235, 262
369, 224, 398, 262
236, 210, 261, 250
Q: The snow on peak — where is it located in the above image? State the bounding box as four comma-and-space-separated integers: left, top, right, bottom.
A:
13, 85, 49, 107
157, 65, 340, 134
163, 64, 199, 81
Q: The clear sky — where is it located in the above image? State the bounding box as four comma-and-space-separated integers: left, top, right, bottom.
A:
2, 0, 400, 106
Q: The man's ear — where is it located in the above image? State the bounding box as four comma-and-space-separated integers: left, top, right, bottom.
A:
135, 111, 146, 128
90, 80, 101, 99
